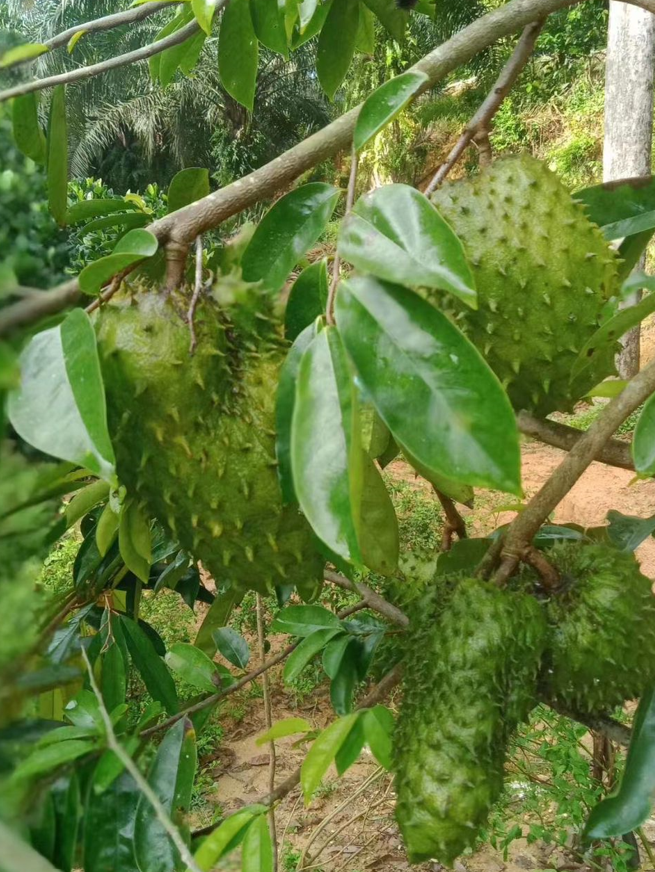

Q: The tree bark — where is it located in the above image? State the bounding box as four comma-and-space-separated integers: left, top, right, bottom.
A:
603, 3, 655, 378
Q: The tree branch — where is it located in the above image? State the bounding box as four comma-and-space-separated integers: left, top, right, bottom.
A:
425, 19, 545, 194
517, 411, 635, 471
324, 570, 409, 628
493, 360, 655, 584
435, 488, 468, 551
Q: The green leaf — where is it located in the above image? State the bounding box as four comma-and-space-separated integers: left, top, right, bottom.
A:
323, 633, 350, 679
363, 705, 393, 769
84, 768, 140, 872
316, 0, 359, 100
242, 814, 273, 872
64, 689, 103, 730
79, 229, 158, 295
135, 719, 197, 872
149, 6, 194, 81
361, 0, 407, 40
167, 167, 210, 214
585, 686, 655, 839
154, 549, 191, 592
436, 537, 492, 575
29, 794, 56, 862
8, 309, 116, 481
298, 0, 319, 29
165, 642, 221, 692
606, 510, 655, 552
219, 0, 259, 111
334, 713, 365, 774
81, 212, 150, 234
301, 714, 359, 802
12, 740, 97, 781
285, 260, 328, 342
354, 72, 427, 151
402, 446, 474, 506
283, 627, 343, 682
250, 0, 288, 57
47, 85, 68, 227
96, 502, 120, 556
275, 321, 318, 504
242, 184, 340, 291
574, 176, 655, 239
573, 286, 655, 381
355, 3, 375, 53
359, 452, 398, 575
618, 231, 654, 283
330, 641, 359, 715
272, 604, 343, 636
191, 809, 256, 871
212, 627, 250, 669
65, 479, 110, 528
52, 774, 80, 872
160, 29, 206, 86
12, 92, 46, 163
100, 641, 127, 713
292, 0, 331, 45
633, 392, 655, 475
119, 498, 152, 584
256, 717, 313, 744
67, 198, 140, 223
0, 42, 48, 67
335, 276, 521, 495
121, 616, 179, 714
586, 379, 628, 399
292, 326, 363, 562
67, 30, 86, 53
192, 0, 217, 33
195, 583, 244, 654
338, 184, 476, 306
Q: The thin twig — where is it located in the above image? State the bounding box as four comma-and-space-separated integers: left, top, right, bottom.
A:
327, 143, 358, 325
256, 594, 278, 872
81, 648, 203, 872
85, 271, 124, 315
188, 235, 204, 354
434, 488, 468, 551
324, 570, 409, 628
523, 545, 561, 592
425, 19, 545, 195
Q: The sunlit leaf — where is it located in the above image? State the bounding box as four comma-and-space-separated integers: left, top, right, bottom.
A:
167, 167, 210, 213
219, 0, 258, 111
354, 72, 427, 151
316, 0, 359, 100
300, 714, 358, 802
78, 229, 158, 295
12, 92, 46, 164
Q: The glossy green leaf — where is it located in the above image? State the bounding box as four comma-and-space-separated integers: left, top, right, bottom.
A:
67, 198, 140, 223
292, 326, 363, 562
64, 689, 103, 730
585, 686, 655, 839
301, 714, 359, 802
29, 794, 56, 862
330, 643, 358, 714
96, 502, 120, 556
250, 0, 288, 56
148, 6, 193, 80
283, 627, 343, 682
272, 604, 343, 636
195, 583, 244, 654
47, 85, 68, 226
334, 713, 365, 774
361, 0, 406, 40
52, 774, 80, 872
292, 0, 331, 45
212, 627, 250, 669
134, 719, 197, 872
100, 641, 126, 713
160, 29, 206, 86
573, 288, 655, 381
154, 549, 191, 592
586, 379, 628, 399
339, 184, 476, 305
361, 406, 391, 459
363, 705, 393, 769
165, 643, 220, 692
276, 321, 318, 504
82, 212, 150, 234
121, 616, 179, 714
83, 768, 140, 872
242, 184, 340, 291
574, 176, 655, 239
65, 479, 110, 528
192, 809, 256, 871
67, 30, 86, 52
119, 498, 151, 584
354, 72, 427, 151
256, 717, 313, 744
633, 392, 655, 475
359, 452, 398, 575
355, 3, 375, 53
192, 0, 216, 33
436, 537, 492, 575
402, 445, 475, 506
298, 0, 319, 29
47, 604, 95, 665
285, 260, 328, 341
8, 309, 116, 481
322, 633, 350, 680
618, 231, 654, 282
79, 229, 158, 295
12, 739, 97, 781
167, 167, 210, 214
12, 92, 46, 163
242, 814, 273, 872
606, 510, 655, 552
335, 276, 521, 495
0, 42, 48, 67
316, 0, 359, 100
219, 0, 258, 111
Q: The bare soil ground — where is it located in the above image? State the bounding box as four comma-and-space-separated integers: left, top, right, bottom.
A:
205, 431, 655, 872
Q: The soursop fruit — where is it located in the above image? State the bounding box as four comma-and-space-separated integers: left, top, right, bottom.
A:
430, 155, 619, 415
394, 578, 547, 865
543, 541, 655, 714
95, 287, 324, 598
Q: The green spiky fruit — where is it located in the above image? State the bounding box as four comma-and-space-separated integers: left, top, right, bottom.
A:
430, 155, 619, 415
543, 542, 655, 714
394, 578, 547, 865
95, 288, 324, 598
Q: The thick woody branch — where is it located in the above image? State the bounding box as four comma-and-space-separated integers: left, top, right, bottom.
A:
494, 360, 655, 584
425, 19, 545, 195
517, 411, 635, 471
